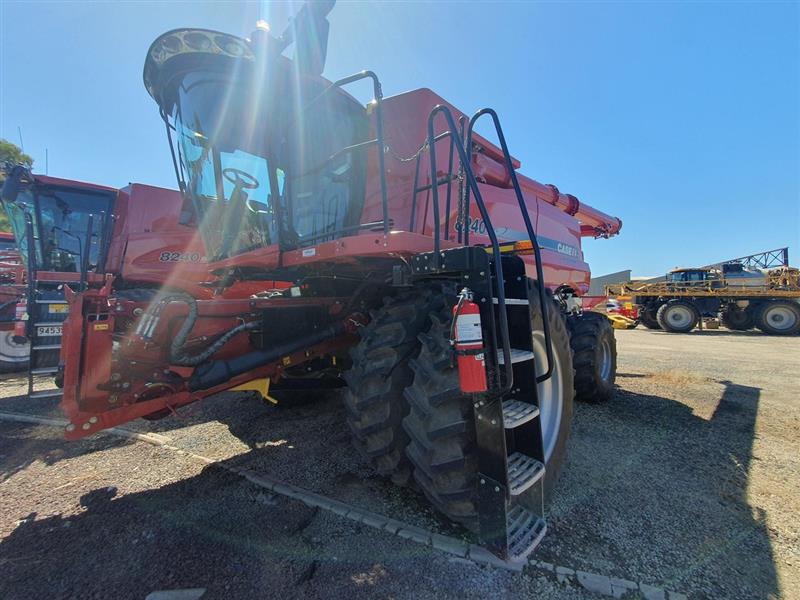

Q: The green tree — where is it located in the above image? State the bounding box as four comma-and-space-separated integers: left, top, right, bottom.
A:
0, 139, 34, 233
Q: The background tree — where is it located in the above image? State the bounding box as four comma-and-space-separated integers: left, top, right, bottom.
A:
0, 139, 35, 232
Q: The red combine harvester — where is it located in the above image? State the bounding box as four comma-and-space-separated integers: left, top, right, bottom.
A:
0, 167, 269, 397
57, 2, 622, 560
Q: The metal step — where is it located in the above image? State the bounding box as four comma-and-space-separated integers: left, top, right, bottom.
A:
29, 389, 63, 400
502, 400, 540, 429
32, 344, 61, 351
497, 348, 534, 365
507, 505, 547, 560
34, 300, 68, 305
33, 322, 65, 328
492, 297, 529, 305
30, 367, 59, 375
507, 452, 545, 496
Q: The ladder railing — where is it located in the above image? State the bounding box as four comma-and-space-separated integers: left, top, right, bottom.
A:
425, 105, 514, 394
465, 109, 553, 384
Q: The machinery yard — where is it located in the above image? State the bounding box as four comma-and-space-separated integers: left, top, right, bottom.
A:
1, 328, 797, 600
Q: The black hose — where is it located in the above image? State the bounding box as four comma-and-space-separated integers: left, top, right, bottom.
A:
145, 293, 258, 367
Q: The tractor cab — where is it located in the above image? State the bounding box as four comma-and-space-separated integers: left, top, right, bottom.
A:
0, 166, 116, 278
666, 268, 715, 285
144, 8, 370, 267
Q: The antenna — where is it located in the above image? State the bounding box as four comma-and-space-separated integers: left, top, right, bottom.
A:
17, 126, 24, 151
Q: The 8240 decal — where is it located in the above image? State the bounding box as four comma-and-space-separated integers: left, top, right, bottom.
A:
158, 251, 205, 263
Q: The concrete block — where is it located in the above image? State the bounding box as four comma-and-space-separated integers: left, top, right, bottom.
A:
610, 577, 639, 598
576, 571, 613, 596
640, 583, 666, 600
360, 512, 389, 530
431, 533, 469, 557
382, 518, 405, 534
467, 545, 524, 572
396, 525, 432, 546
555, 565, 575, 584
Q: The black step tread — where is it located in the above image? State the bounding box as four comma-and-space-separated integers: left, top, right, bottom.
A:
497, 348, 534, 365
30, 367, 59, 375
507, 452, 545, 495
507, 505, 547, 560
492, 298, 530, 305
502, 400, 540, 429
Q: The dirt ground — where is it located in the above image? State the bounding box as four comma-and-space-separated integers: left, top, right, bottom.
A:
0, 328, 797, 599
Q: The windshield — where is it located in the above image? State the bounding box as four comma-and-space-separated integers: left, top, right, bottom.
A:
169, 68, 368, 260
4, 185, 114, 272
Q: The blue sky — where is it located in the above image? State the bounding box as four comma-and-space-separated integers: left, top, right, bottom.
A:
1, 1, 797, 276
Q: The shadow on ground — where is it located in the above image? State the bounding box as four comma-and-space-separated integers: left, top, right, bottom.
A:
0, 376, 781, 599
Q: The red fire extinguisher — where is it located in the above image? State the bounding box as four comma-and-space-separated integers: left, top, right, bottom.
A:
452, 288, 488, 393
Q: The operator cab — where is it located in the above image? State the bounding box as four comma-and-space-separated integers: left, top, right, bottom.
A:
666, 268, 713, 284
144, 17, 370, 264
0, 166, 116, 275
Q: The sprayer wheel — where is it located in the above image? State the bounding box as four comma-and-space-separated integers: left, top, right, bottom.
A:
343, 287, 444, 486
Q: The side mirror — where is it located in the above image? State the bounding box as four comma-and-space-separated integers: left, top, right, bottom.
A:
0, 164, 32, 203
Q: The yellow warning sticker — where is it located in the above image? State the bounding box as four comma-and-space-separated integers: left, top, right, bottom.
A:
94, 323, 109, 331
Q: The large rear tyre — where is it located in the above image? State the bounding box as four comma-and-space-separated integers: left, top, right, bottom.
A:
639, 304, 662, 330
755, 300, 800, 335
0, 331, 29, 373
343, 288, 444, 486
720, 306, 754, 331
567, 311, 617, 403
403, 285, 574, 529
657, 300, 699, 333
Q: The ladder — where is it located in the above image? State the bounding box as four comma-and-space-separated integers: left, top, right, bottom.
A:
25, 280, 68, 400
409, 105, 556, 561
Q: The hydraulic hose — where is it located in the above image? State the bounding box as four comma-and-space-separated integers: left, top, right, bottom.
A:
188, 320, 347, 392
140, 292, 258, 367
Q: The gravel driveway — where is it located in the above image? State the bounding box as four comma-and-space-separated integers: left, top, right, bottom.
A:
1, 328, 797, 599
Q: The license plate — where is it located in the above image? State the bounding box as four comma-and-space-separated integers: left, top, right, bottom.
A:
37, 325, 62, 336
48, 304, 69, 314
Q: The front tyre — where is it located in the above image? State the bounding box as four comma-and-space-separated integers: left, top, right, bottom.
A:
755, 300, 800, 335
567, 311, 617, 403
343, 288, 444, 486
657, 300, 699, 333
402, 285, 574, 529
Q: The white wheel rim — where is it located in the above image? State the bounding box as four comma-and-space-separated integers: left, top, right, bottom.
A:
765, 305, 797, 331
533, 331, 563, 462
666, 305, 693, 328
598, 337, 613, 381
0, 331, 30, 362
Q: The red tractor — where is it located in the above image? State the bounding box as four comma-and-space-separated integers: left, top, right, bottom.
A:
57, 2, 622, 560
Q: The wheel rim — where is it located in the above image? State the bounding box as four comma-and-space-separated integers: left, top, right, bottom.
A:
598, 336, 612, 381
765, 305, 798, 331
0, 331, 30, 363
666, 305, 693, 328
533, 330, 564, 462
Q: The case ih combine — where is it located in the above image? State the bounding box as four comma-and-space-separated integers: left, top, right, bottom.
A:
0, 168, 270, 395
53, 2, 623, 560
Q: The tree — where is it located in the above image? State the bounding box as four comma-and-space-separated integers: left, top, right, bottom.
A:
0, 139, 34, 233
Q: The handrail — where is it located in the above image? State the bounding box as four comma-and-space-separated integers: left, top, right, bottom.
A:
426, 105, 513, 394
466, 109, 553, 384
